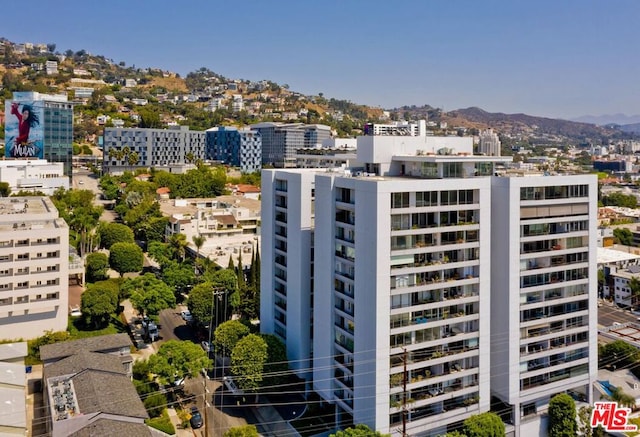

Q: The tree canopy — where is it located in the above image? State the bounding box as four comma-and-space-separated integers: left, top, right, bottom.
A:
124, 273, 176, 318
214, 320, 250, 357
613, 228, 633, 246
260, 334, 288, 387
162, 261, 196, 291
109, 242, 143, 276
230, 334, 268, 393
548, 393, 576, 437
80, 285, 118, 328
148, 340, 211, 385
187, 282, 217, 327
330, 424, 389, 437
98, 222, 134, 249
602, 192, 637, 208
85, 252, 109, 283
51, 188, 103, 255
599, 340, 640, 368
462, 412, 505, 437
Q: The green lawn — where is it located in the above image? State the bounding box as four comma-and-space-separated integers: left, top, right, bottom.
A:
146, 409, 175, 435
67, 314, 128, 339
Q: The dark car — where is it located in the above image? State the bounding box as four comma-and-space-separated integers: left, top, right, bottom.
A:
190, 406, 203, 429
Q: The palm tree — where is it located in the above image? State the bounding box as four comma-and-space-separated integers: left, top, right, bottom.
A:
192, 235, 206, 273
168, 233, 188, 262
127, 151, 139, 167
192, 235, 206, 257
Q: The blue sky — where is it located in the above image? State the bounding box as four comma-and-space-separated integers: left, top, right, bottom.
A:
3, 0, 639, 119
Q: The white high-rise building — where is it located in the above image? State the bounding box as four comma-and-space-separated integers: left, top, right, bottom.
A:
490, 176, 597, 437
261, 170, 316, 378
478, 129, 501, 156
261, 133, 597, 436
0, 197, 69, 339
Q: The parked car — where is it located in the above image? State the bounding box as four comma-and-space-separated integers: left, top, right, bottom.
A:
189, 406, 203, 429
181, 310, 194, 323
142, 317, 159, 342
201, 341, 213, 353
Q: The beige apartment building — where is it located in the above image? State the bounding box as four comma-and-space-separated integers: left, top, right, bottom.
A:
0, 197, 69, 340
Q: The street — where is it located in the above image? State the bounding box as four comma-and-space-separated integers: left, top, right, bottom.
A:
155, 308, 256, 436
598, 301, 639, 327
71, 168, 118, 222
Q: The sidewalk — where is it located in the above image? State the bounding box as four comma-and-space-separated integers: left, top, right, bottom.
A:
122, 299, 157, 360
167, 408, 193, 437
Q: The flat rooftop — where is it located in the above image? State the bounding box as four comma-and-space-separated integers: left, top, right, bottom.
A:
0, 197, 51, 216
159, 195, 260, 217
597, 247, 640, 265
0, 197, 64, 232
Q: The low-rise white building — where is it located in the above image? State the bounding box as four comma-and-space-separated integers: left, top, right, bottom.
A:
0, 159, 69, 195
162, 196, 261, 265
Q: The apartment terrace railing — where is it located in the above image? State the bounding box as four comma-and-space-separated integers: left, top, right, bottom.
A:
390, 311, 478, 329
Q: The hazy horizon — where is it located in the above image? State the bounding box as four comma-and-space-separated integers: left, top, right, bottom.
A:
3, 0, 639, 120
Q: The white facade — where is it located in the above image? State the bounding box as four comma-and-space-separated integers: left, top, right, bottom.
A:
490, 176, 597, 436
0, 197, 69, 339
0, 159, 69, 195
322, 138, 358, 150
45, 60, 58, 75
261, 136, 598, 436
364, 120, 427, 137
312, 173, 492, 436
232, 94, 244, 112
478, 129, 501, 156
261, 170, 316, 378
608, 266, 640, 307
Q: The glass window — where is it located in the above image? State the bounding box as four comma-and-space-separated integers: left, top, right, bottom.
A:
475, 162, 493, 176
420, 162, 438, 178
459, 190, 474, 204
442, 162, 463, 178
441, 190, 458, 205
416, 191, 437, 207
391, 192, 410, 208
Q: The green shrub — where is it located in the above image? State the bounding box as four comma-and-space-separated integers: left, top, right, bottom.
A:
146, 409, 175, 434
143, 392, 167, 418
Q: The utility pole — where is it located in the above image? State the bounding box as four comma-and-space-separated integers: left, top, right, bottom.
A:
204, 287, 226, 437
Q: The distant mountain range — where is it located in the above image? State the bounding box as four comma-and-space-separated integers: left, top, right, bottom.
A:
571, 114, 640, 126
437, 107, 635, 143
2, 36, 639, 145
615, 123, 640, 134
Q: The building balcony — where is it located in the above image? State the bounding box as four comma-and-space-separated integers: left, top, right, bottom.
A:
400, 381, 479, 412
335, 269, 354, 280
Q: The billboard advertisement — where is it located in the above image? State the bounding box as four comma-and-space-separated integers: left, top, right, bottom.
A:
5, 99, 44, 158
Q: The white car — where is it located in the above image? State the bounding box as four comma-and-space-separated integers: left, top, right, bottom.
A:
181, 310, 194, 323
201, 341, 213, 353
